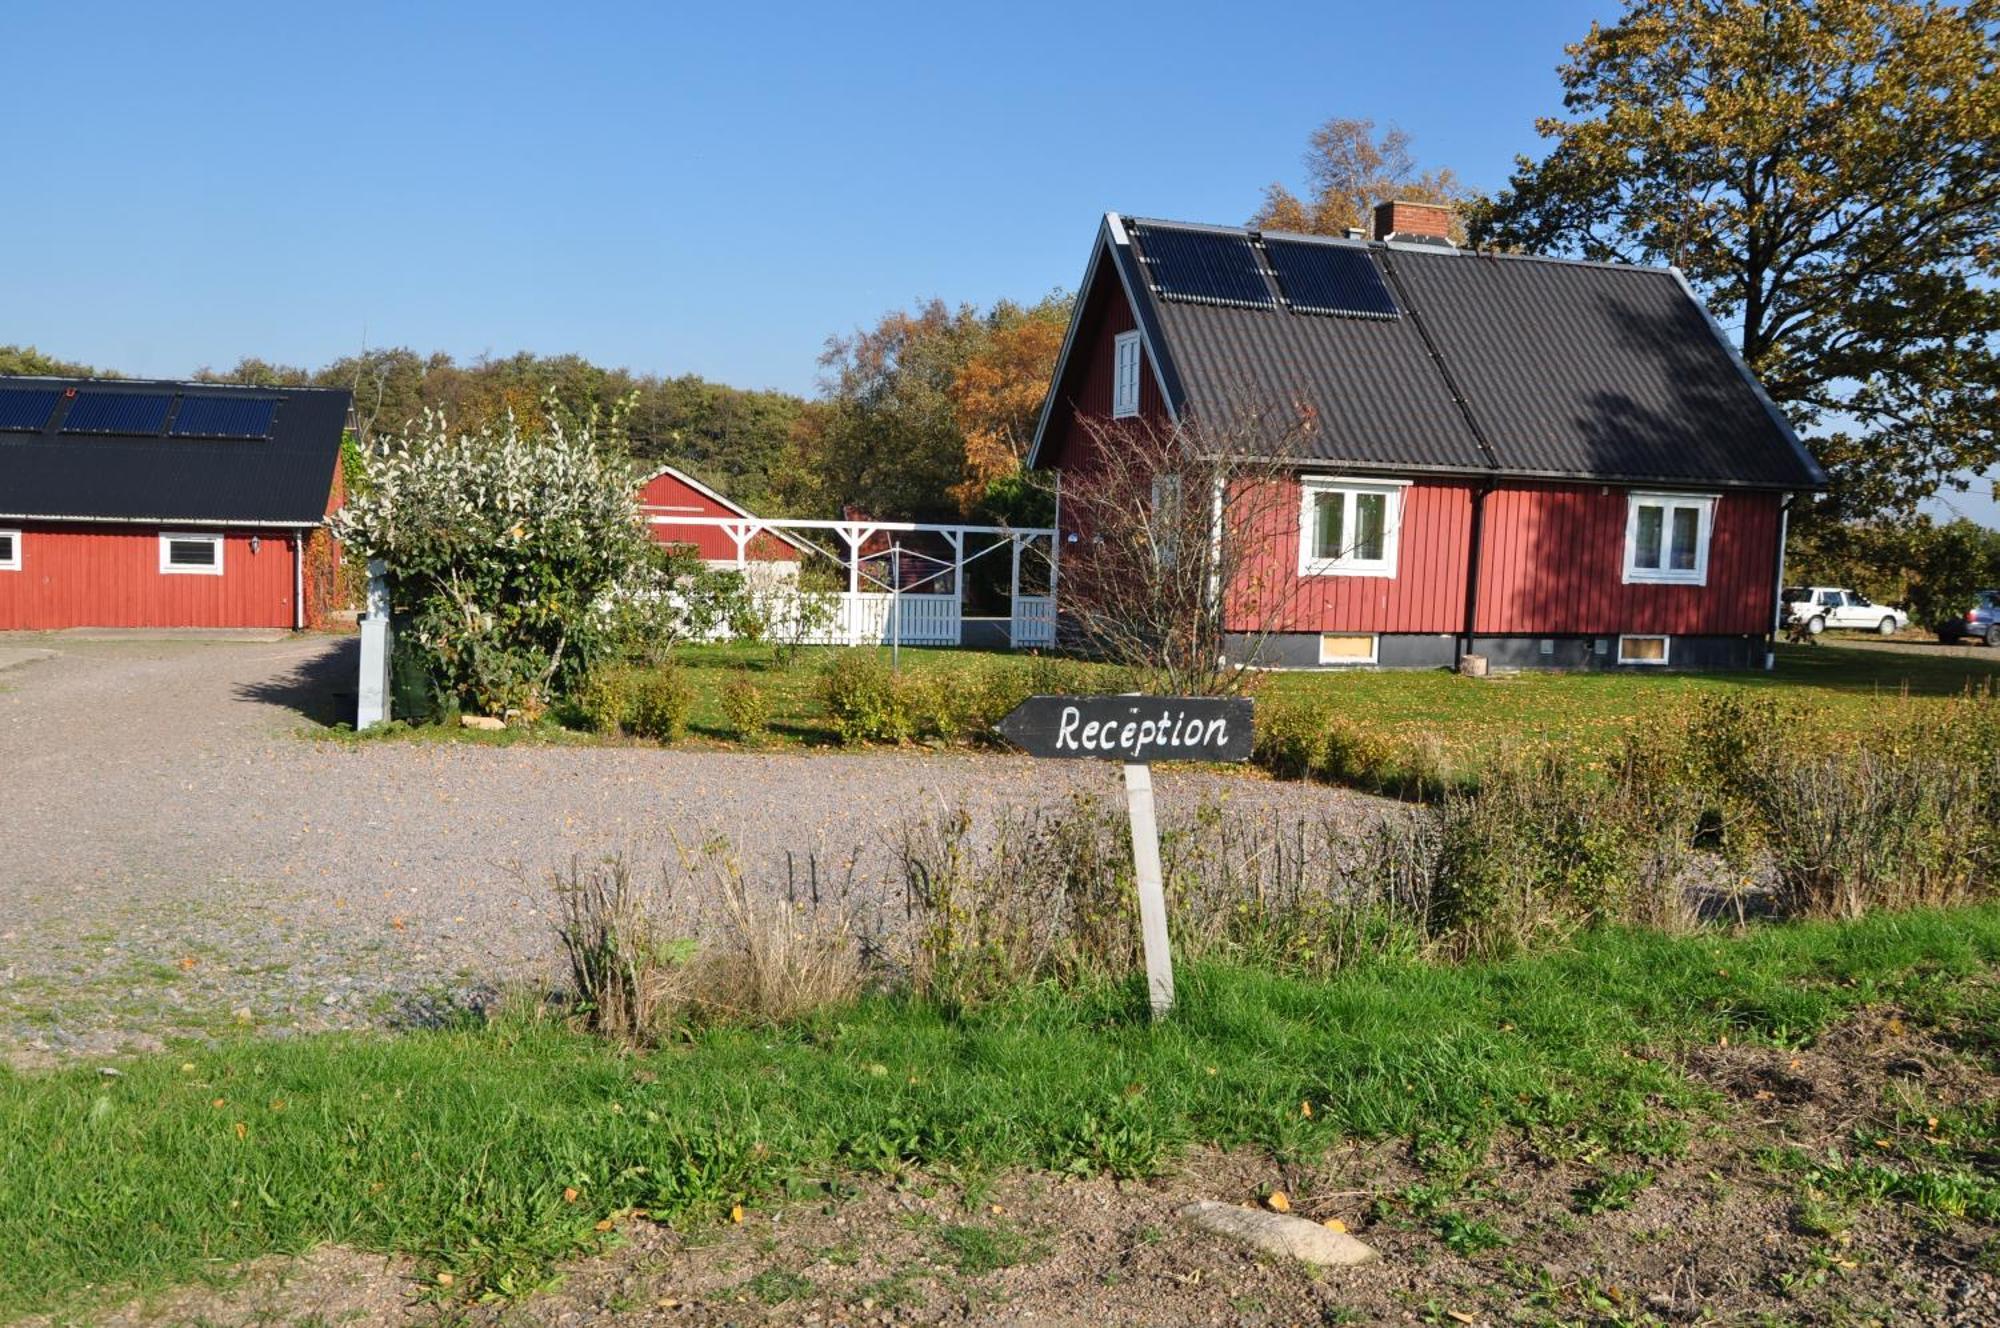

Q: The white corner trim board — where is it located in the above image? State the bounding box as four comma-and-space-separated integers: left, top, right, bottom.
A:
159, 531, 225, 576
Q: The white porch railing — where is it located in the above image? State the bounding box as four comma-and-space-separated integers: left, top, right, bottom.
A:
827, 592, 962, 646
650, 512, 1057, 650
1009, 595, 1055, 648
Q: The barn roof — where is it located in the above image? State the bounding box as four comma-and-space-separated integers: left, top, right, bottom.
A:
0, 376, 351, 525
1031, 215, 1826, 491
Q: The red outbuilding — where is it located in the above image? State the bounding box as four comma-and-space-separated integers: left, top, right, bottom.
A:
0, 377, 351, 631
1029, 204, 1827, 670
638, 464, 803, 568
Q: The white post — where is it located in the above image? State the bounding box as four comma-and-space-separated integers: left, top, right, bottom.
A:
1008, 533, 1023, 648
1122, 761, 1174, 1017
890, 541, 902, 670
356, 559, 392, 731
946, 529, 965, 647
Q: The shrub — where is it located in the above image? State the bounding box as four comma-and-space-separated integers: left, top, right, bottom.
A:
818, 651, 914, 744
625, 666, 694, 742
573, 663, 692, 742
1253, 700, 1331, 779
721, 672, 771, 743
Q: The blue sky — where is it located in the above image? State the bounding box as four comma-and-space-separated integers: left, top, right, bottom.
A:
8, 0, 1604, 391
6, 0, 1991, 523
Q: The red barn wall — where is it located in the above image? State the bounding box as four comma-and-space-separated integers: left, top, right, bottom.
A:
0, 524, 299, 630
638, 470, 797, 563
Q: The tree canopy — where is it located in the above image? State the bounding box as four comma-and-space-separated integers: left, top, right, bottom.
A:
773, 293, 1072, 520
1468, 0, 1999, 520
1249, 117, 1467, 238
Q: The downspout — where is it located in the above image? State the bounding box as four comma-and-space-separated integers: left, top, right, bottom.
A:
1768, 493, 1794, 671
293, 529, 306, 632
1459, 480, 1494, 670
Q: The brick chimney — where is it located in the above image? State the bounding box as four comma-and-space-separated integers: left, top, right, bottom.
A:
1372, 199, 1454, 244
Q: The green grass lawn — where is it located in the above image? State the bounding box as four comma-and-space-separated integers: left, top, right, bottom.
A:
4, 905, 1999, 1316
672, 637, 2000, 757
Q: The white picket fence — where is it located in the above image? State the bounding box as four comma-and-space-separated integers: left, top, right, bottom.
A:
826, 592, 962, 646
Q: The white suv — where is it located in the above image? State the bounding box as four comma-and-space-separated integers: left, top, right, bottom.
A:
1783, 586, 1909, 637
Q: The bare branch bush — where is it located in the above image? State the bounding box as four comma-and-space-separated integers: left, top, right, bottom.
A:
1058, 412, 1312, 695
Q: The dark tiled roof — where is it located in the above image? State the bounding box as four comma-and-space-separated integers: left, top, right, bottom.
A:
0, 377, 350, 524
1099, 218, 1823, 490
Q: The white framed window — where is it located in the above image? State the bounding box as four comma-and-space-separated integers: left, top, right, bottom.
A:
1299, 476, 1406, 578
1112, 330, 1142, 419
0, 529, 19, 572
159, 532, 224, 576
1617, 634, 1671, 666
1622, 492, 1715, 585
1319, 632, 1378, 665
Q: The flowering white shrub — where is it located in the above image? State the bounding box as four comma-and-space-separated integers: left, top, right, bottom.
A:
335, 402, 730, 716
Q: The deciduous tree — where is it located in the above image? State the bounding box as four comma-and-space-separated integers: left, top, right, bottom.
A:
1250, 117, 1467, 238
1469, 0, 1999, 519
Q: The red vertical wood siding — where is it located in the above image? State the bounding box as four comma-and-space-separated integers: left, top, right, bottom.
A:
1473, 484, 1778, 635
1219, 478, 1781, 637
638, 470, 797, 562
0, 524, 298, 629
1229, 477, 1472, 633
1038, 258, 1171, 478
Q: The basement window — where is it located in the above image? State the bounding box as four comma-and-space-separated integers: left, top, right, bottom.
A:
0, 529, 18, 572
160, 532, 223, 576
1618, 634, 1670, 666
1112, 331, 1142, 419
1299, 476, 1406, 578
1623, 492, 1715, 585
1319, 632, 1378, 666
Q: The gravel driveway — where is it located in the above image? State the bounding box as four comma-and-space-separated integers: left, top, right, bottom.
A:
0, 634, 1377, 1064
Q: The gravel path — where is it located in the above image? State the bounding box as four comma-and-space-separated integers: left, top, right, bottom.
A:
0, 634, 1380, 1064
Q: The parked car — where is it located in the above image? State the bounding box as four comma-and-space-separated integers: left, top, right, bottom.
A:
1936, 588, 2000, 647
1782, 586, 1910, 637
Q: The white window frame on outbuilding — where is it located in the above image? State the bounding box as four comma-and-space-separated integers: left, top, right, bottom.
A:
1298, 476, 1407, 578
1622, 492, 1716, 586
1112, 330, 1142, 419
159, 531, 224, 576
0, 529, 19, 572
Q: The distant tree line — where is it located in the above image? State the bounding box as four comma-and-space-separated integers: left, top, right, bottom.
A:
0, 289, 1072, 528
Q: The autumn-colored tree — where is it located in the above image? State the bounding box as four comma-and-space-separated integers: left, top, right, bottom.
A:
776, 293, 1071, 519
1469, 0, 1999, 521
947, 306, 1069, 512
1250, 117, 1467, 238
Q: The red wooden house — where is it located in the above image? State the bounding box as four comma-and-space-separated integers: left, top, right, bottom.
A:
0, 377, 351, 631
1029, 204, 1826, 670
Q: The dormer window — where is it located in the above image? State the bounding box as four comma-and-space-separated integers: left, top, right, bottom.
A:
1112, 331, 1141, 419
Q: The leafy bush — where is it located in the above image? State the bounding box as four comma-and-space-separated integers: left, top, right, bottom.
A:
625, 666, 695, 742
721, 672, 771, 743
818, 652, 914, 744
574, 663, 693, 742
334, 400, 729, 719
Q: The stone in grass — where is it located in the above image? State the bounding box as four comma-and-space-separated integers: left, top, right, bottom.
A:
460, 715, 506, 731
1179, 1200, 1380, 1266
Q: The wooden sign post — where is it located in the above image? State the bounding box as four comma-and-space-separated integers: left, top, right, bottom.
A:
996, 694, 1254, 1017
